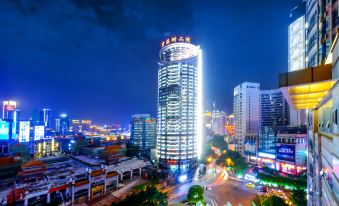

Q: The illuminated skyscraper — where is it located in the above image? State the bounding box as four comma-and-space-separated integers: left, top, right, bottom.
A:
233, 82, 260, 155
71, 119, 80, 133
288, 1, 306, 72
56, 114, 70, 135
211, 110, 227, 135
81, 120, 92, 131
130, 114, 157, 156
260, 89, 290, 127
2, 100, 16, 119
157, 36, 203, 171
40, 109, 51, 129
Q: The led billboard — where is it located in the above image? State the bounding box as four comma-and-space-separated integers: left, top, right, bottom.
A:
277, 144, 295, 163
34, 126, 45, 141
19, 121, 30, 142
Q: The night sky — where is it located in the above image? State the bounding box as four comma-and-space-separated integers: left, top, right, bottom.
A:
0, 0, 300, 124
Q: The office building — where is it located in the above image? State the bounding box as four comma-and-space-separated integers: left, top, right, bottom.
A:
257, 126, 307, 174
55, 119, 60, 133
288, 1, 306, 72
40, 109, 51, 129
260, 89, 290, 127
275, 126, 307, 175
30, 109, 40, 126
289, 107, 307, 126
2, 101, 16, 119
2, 101, 20, 137
71, 119, 80, 133
204, 112, 213, 144
56, 114, 70, 135
288, 2, 307, 125
258, 127, 276, 168
81, 120, 92, 131
130, 114, 156, 156
157, 36, 203, 171
233, 82, 260, 155
211, 110, 227, 135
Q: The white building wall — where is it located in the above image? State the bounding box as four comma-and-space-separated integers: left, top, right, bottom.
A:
234, 82, 260, 155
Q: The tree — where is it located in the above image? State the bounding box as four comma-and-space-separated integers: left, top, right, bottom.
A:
232, 156, 248, 176
210, 135, 228, 151
186, 185, 205, 205
111, 186, 168, 206
216, 150, 248, 176
251, 195, 263, 206
261, 195, 287, 206
290, 189, 307, 206
200, 144, 215, 164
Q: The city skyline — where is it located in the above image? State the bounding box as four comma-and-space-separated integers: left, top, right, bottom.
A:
0, 0, 300, 123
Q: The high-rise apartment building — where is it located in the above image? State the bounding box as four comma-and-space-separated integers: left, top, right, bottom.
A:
260, 89, 290, 127
130, 114, 157, 155
233, 82, 260, 155
157, 36, 203, 171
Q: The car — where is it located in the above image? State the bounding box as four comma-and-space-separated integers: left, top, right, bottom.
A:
259, 186, 268, 193
256, 186, 264, 190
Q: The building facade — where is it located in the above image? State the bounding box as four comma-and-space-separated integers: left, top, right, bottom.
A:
40, 109, 51, 129
130, 114, 156, 154
211, 110, 227, 135
306, 0, 338, 67
2, 101, 17, 119
233, 82, 260, 155
157, 36, 202, 171
260, 89, 290, 127
279, 36, 339, 206
289, 1, 306, 72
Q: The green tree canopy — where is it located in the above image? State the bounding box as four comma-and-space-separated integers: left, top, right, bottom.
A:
210, 135, 228, 150
216, 150, 248, 176
186, 185, 205, 205
261, 195, 287, 206
111, 186, 168, 206
290, 189, 307, 206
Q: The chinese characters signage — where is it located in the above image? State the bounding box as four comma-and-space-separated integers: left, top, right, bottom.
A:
161, 36, 191, 47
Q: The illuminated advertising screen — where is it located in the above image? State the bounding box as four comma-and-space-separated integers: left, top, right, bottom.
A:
19, 121, 30, 142
34, 126, 45, 141
0, 121, 10, 140
244, 140, 256, 156
277, 144, 295, 163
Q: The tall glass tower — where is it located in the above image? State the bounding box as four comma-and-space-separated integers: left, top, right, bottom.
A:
157, 36, 203, 171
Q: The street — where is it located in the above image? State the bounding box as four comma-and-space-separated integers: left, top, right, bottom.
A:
168, 163, 257, 206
